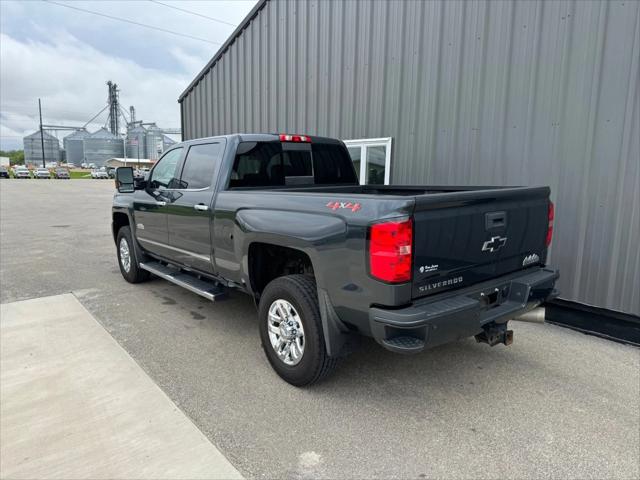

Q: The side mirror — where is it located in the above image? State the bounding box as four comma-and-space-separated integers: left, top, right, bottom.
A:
115, 167, 134, 193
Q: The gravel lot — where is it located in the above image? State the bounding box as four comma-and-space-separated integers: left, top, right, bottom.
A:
1, 180, 639, 479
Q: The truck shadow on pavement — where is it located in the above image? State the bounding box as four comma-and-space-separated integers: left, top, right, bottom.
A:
146, 280, 549, 394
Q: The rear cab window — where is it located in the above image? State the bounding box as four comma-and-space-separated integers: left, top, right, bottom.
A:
228, 140, 357, 189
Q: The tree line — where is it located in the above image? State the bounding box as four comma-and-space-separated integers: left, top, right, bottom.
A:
0, 150, 25, 165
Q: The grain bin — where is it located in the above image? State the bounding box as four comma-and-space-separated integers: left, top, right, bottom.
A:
62, 129, 89, 165
162, 134, 176, 151
145, 124, 163, 161
126, 124, 147, 159
23, 130, 60, 166
83, 127, 124, 167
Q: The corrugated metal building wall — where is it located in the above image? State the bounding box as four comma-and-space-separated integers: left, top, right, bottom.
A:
179, 0, 640, 315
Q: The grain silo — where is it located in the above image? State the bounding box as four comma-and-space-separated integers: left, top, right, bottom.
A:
145, 124, 163, 161
23, 130, 60, 166
126, 124, 146, 160
162, 134, 176, 151
62, 129, 89, 165
83, 127, 124, 166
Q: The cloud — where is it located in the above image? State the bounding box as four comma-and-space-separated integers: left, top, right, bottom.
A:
0, 0, 257, 150
0, 31, 188, 149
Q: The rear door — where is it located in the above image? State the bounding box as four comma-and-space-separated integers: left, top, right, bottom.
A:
166, 140, 226, 274
133, 147, 183, 258
411, 189, 550, 299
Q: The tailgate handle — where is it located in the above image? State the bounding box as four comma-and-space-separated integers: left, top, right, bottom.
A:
485, 211, 507, 230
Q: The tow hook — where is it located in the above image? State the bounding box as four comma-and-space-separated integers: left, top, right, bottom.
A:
475, 322, 514, 347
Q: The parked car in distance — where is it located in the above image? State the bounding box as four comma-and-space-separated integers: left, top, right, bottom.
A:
53, 168, 70, 179
88, 163, 97, 169
0, 166, 9, 178
107, 167, 117, 178
33, 168, 51, 179
91, 169, 109, 179
81, 163, 88, 169
13, 166, 31, 179
45, 162, 58, 169
112, 133, 559, 386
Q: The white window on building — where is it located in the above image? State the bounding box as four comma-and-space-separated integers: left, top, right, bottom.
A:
343, 137, 392, 185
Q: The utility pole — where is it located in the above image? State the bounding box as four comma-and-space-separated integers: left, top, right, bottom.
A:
38, 98, 46, 167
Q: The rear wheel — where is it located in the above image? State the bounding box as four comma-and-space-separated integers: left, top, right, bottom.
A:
258, 275, 338, 386
116, 226, 150, 283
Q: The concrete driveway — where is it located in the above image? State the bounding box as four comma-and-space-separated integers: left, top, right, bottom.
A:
1, 180, 639, 479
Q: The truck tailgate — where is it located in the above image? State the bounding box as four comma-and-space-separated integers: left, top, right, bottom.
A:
411, 187, 551, 299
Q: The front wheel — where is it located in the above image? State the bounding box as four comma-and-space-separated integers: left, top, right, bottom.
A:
116, 226, 150, 283
258, 275, 338, 386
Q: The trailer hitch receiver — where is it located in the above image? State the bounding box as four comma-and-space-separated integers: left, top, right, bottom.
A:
475, 322, 513, 347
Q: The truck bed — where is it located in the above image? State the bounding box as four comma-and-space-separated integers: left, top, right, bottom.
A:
226, 183, 552, 301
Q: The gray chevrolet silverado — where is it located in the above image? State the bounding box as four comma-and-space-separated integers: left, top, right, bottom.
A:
112, 133, 559, 386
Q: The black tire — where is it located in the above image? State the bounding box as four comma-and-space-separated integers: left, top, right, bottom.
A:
116, 226, 150, 283
258, 275, 338, 386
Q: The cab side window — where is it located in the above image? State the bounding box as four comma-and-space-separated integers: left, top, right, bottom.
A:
149, 148, 182, 189
178, 143, 224, 189
229, 142, 281, 188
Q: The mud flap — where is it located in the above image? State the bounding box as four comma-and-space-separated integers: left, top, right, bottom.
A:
317, 288, 356, 357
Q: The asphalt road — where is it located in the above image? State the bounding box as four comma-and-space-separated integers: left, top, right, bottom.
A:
1, 180, 639, 479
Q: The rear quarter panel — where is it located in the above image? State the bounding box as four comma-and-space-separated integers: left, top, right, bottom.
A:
212, 190, 415, 334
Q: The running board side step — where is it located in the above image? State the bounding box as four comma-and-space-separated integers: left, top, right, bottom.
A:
139, 261, 228, 302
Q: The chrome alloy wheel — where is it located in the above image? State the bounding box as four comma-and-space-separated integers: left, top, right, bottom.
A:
267, 299, 305, 366
119, 237, 131, 273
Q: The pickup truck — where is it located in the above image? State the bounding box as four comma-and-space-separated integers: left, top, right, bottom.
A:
113, 133, 559, 386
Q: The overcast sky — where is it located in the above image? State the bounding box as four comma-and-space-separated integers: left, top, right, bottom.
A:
0, 0, 257, 150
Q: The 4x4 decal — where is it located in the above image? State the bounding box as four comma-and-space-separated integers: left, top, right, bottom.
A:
326, 201, 362, 213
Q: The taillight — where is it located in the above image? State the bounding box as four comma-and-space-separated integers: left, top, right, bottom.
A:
545, 201, 554, 246
369, 218, 413, 283
279, 133, 311, 142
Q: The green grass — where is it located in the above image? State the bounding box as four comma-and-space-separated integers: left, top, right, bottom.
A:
69, 171, 92, 179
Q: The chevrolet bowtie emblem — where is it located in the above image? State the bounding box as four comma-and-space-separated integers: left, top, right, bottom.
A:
482, 236, 507, 252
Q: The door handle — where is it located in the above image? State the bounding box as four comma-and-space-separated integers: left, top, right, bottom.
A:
155, 201, 166, 206
194, 204, 209, 211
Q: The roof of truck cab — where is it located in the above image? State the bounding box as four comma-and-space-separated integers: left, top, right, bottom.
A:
180, 133, 343, 145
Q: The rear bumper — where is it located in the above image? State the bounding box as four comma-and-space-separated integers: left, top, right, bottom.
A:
369, 267, 559, 353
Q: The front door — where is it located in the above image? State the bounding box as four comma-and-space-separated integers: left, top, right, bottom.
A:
133, 147, 183, 258
167, 140, 226, 274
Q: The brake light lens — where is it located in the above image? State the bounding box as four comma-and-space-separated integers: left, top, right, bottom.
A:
279, 133, 311, 142
369, 218, 413, 283
545, 201, 554, 246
